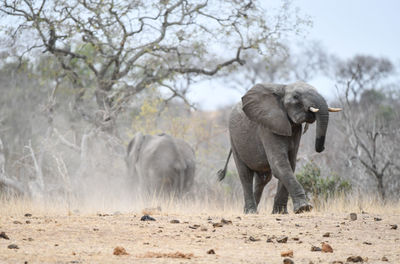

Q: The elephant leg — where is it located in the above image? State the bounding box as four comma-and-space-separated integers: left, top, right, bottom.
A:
263, 141, 311, 214
269, 157, 310, 213
183, 165, 195, 193
287, 125, 312, 213
232, 149, 257, 214
272, 144, 298, 214
254, 172, 272, 206
272, 181, 289, 214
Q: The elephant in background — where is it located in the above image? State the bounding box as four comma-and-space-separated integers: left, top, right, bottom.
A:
126, 132, 195, 196
218, 81, 341, 214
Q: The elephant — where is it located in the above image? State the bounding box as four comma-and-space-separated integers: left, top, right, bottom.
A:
218, 81, 341, 214
126, 132, 195, 196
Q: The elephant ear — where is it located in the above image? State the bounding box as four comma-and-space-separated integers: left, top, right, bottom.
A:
242, 84, 292, 136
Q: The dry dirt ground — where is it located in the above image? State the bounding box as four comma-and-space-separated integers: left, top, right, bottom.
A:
0, 209, 399, 264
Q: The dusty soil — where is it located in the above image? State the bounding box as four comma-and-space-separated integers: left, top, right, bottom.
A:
0, 211, 399, 263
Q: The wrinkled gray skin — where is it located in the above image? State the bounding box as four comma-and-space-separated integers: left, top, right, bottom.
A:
221, 81, 330, 214
126, 132, 195, 196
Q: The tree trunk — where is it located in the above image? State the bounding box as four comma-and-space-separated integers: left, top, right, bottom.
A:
376, 175, 385, 201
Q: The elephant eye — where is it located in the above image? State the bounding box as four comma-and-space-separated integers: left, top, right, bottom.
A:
293, 94, 300, 100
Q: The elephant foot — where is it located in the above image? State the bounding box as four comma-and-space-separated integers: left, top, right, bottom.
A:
244, 206, 258, 214
294, 202, 313, 214
272, 205, 288, 214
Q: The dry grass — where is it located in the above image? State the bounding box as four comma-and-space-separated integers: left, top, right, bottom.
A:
1, 192, 399, 217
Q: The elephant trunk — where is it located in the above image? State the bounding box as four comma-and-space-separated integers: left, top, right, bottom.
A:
311, 94, 329, 153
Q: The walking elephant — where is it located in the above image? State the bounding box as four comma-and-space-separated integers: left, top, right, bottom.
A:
126, 132, 195, 196
218, 81, 341, 214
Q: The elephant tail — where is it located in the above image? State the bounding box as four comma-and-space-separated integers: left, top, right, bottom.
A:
217, 149, 232, 182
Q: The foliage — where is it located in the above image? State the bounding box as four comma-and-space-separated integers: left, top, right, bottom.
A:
296, 161, 351, 201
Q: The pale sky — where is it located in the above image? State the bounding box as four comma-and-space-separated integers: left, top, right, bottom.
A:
188, 0, 400, 110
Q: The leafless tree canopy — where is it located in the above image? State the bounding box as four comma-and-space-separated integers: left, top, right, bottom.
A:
0, 0, 305, 126
227, 41, 328, 92
334, 55, 400, 200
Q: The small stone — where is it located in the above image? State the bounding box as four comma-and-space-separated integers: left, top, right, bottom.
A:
322, 232, 330, 237
200, 226, 208, 231
346, 256, 364, 262
170, 219, 180, 224
93, 228, 99, 231
280, 250, 293, 257
283, 258, 294, 264
382, 256, 389, 261
13, 221, 22, 224
374, 217, 382, 221
292, 237, 299, 241
24, 213, 32, 217
189, 224, 200, 229
113, 246, 129, 255
97, 213, 110, 217
25, 220, 31, 224
212, 223, 223, 228
140, 215, 156, 221
221, 218, 232, 225
321, 242, 333, 253
236, 216, 241, 220
310, 246, 321, 252
363, 241, 372, 245
332, 261, 344, 264
0, 232, 10, 240
266, 238, 273, 243
8, 244, 19, 249
350, 213, 357, 221
277, 236, 288, 243
207, 249, 215, 254
390, 224, 397, 230
249, 236, 260, 242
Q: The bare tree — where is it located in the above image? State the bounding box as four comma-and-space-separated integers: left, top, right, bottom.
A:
335, 55, 400, 200
226, 41, 328, 93
0, 0, 307, 132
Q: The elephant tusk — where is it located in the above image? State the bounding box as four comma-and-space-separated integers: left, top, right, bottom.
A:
309, 107, 319, 113
328, 107, 342, 112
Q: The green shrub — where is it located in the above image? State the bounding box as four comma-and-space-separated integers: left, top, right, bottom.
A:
296, 161, 351, 201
